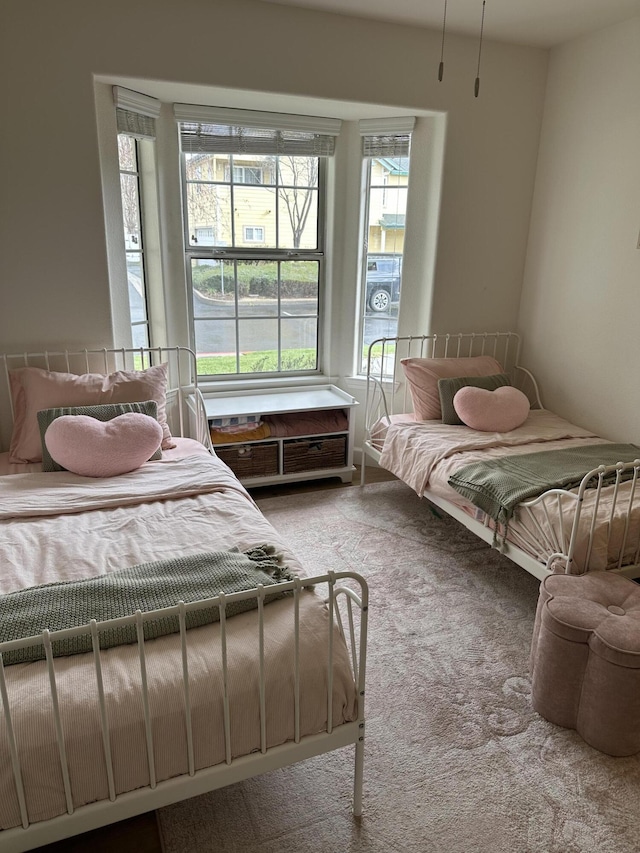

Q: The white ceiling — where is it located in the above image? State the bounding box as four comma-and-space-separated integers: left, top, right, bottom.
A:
259, 0, 640, 47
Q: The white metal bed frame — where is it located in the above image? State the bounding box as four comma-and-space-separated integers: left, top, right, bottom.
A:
0, 347, 368, 851
361, 331, 640, 581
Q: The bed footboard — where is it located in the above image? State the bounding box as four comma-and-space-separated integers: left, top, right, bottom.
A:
516, 459, 640, 576
0, 572, 368, 852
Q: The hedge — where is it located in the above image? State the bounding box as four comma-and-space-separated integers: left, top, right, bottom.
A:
192, 264, 317, 299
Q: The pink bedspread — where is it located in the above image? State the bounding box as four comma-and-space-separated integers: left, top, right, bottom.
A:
377, 410, 640, 573
379, 409, 601, 497
0, 450, 357, 831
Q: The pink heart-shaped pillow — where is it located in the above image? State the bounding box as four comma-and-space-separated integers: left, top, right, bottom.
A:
453, 385, 530, 432
44, 413, 163, 477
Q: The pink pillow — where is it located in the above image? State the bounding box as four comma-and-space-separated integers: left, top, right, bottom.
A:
401, 355, 504, 420
9, 363, 175, 463
453, 385, 530, 432
44, 413, 163, 477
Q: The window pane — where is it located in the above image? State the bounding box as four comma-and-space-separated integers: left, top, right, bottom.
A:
367, 186, 407, 254
277, 156, 318, 250
184, 152, 223, 182
364, 253, 401, 318
131, 323, 149, 348
120, 174, 141, 248
186, 184, 232, 248
281, 261, 318, 313
233, 187, 275, 248
278, 156, 318, 188
194, 319, 238, 375
192, 259, 235, 318
278, 188, 318, 250
281, 318, 318, 370
238, 319, 279, 373
118, 135, 136, 171
238, 260, 278, 317
127, 252, 146, 323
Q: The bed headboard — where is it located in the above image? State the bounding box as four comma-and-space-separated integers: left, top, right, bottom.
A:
363, 330, 543, 434
0, 346, 211, 454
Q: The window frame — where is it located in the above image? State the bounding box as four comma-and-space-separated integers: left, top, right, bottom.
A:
181, 153, 328, 381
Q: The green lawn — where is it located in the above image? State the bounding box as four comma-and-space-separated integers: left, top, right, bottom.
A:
195, 342, 396, 376
197, 348, 317, 375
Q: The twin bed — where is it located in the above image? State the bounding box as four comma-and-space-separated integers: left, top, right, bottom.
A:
362, 331, 640, 581
0, 347, 368, 852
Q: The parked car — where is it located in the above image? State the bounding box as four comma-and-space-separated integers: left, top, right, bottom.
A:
365, 254, 402, 313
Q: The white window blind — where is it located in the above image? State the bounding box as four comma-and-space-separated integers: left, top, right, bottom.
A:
113, 87, 161, 139
359, 117, 415, 158
175, 104, 342, 157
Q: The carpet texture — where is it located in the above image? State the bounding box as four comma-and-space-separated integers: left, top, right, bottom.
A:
157, 480, 640, 853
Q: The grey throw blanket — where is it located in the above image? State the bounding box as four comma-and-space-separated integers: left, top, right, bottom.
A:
448, 442, 640, 547
0, 545, 294, 666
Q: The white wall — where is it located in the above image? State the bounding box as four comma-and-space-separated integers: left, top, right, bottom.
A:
0, 0, 547, 358
518, 16, 640, 442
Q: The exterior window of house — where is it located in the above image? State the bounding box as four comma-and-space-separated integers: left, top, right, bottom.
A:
244, 226, 264, 242
230, 165, 263, 184
358, 118, 414, 375
177, 108, 341, 377
114, 87, 161, 348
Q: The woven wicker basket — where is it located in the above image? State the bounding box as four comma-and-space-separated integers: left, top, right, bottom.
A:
283, 436, 347, 474
215, 442, 279, 478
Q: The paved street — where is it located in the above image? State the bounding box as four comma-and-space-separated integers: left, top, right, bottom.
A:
128, 278, 398, 352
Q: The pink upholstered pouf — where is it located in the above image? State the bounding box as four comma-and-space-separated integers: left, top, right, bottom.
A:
530, 572, 640, 756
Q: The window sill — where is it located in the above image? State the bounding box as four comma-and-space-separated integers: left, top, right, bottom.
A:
197, 374, 334, 395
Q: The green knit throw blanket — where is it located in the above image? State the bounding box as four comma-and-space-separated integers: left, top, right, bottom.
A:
0, 545, 294, 666
448, 442, 640, 548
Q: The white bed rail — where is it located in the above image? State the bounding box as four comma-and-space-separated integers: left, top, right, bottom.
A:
517, 459, 640, 576
0, 571, 368, 852
0, 346, 213, 453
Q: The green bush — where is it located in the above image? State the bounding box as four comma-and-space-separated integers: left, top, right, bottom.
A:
191, 263, 317, 300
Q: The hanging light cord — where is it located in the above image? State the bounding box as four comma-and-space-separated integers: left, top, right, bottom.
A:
475, 0, 486, 98
438, 0, 448, 82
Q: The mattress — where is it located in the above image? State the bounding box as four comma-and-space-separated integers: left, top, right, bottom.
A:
0, 448, 357, 830
375, 410, 640, 573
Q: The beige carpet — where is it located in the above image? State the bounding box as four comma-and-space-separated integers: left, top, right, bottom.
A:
157, 480, 640, 853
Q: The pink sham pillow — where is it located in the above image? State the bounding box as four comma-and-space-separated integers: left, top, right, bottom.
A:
9, 363, 175, 463
453, 385, 530, 432
44, 412, 163, 478
401, 355, 504, 420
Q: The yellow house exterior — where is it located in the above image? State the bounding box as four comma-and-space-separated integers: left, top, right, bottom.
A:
185, 153, 408, 254
185, 153, 318, 250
